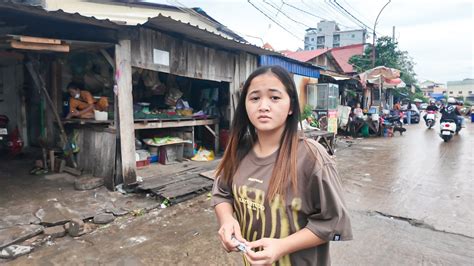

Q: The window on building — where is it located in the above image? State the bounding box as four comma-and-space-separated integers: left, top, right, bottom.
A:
311, 38, 314, 41
318, 28, 322, 32
351, 34, 355, 38
317, 36, 325, 44
333, 43, 340, 47
333, 34, 340, 43
469, 91, 473, 94
311, 47, 314, 50
305, 37, 309, 41
449, 91, 453, 94
317, 45, 324, 49
458, 91, 462, 94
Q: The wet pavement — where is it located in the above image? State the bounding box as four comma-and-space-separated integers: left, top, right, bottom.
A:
337, 120, 473, 237
2, 120, 473, 265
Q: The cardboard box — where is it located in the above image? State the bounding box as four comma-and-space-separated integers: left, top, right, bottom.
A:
159, 144, 184, 165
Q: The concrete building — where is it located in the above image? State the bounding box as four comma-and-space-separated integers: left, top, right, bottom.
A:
419, 80, 446, 97
447, 78, 474, 99
304, 20, 366, 50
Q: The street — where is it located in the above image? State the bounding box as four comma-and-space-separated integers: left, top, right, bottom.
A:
6, 121, 474, 265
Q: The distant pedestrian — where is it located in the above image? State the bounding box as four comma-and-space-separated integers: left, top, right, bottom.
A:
211, 65, 352, 265
406, 100, 412, 124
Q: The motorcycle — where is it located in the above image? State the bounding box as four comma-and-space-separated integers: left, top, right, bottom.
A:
425, 110, 436, 129
0, 115, 8, 143
0, 115, 23, 156
439, 119, 460, 142
382, 113, 406, 136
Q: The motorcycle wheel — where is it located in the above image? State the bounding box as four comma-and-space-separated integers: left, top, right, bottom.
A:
427, 120, 433, 129
442, 135, 452, 142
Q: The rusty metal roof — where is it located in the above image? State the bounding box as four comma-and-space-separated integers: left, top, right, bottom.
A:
143, 15, 280, 56
0, 1, 120, 29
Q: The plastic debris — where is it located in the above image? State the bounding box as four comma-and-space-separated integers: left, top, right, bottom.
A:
191, 147, 215, 161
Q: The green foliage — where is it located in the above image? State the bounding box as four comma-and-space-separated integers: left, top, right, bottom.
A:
349, 36, 417, 85
302, 105, 314, 119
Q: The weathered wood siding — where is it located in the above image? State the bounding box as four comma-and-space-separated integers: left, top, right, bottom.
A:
76, 127, 116, 182
130, 28, 253, 83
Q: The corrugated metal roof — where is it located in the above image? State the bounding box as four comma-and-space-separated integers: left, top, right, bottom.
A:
1, 2, 280, 56
330, 44, 364, 74
143, 15, 279, 56
0, 1, 120, 29
259, 55, 321, 78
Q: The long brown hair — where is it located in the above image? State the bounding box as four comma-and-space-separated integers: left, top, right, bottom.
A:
215, 65, 301, 201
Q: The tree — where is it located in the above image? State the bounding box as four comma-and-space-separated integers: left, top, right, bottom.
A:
349, 36, 417, 85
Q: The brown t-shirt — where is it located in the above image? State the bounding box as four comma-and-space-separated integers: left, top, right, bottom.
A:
211, 138, 352, 266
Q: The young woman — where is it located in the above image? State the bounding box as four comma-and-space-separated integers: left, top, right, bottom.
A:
211, 65, 352, 265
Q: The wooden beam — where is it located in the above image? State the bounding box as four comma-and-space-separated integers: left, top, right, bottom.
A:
19, 36, 61, 45
11, 40, 69, 53
100, 49, 115, 69
134, 118, 218, 130
115, 39, 137, 185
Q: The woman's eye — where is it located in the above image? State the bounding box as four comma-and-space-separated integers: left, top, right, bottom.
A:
270, 96, 281, 101
249, 96, 259, 101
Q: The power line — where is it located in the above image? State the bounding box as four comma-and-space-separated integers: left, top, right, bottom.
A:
322, 0, 360, 29
333, 0, 375, 32
302, 0, 360, 30
248, 0, 304, 42
326, 0, 368, 31
263, 0, 312, 28
300, 0, 331, 21
340, 0, 373, 25
281, 0, 327, 21
257, 0, 306, 35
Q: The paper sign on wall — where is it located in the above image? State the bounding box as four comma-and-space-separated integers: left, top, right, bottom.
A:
153, 49, 169, 66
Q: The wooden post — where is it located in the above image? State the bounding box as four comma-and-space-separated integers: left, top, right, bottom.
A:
115, 40, 137, 185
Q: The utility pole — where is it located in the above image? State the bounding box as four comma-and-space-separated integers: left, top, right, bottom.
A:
372, 0, 391, 67
392, 26, 395, 40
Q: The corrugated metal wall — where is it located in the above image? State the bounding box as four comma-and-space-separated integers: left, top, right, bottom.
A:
259, 55, 320, 78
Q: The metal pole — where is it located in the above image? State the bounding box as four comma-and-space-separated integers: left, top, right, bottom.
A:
372, 0, 392, 67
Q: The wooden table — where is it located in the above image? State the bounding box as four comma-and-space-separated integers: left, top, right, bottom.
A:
304, 129, 336, 155
349, 119, 381, 137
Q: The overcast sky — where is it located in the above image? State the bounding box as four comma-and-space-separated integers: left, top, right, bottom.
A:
162, 0, 473, 85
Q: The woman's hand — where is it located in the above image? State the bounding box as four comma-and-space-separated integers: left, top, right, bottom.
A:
244, 238, 285, 265
217, 217, 246, 253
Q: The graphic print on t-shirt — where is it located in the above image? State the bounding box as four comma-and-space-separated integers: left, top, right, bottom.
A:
233, 183, 302, 266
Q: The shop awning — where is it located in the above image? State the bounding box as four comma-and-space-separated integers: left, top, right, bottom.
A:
320, 70, 351, 80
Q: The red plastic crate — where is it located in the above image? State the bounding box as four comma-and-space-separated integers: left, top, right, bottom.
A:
136, 158, 151, 168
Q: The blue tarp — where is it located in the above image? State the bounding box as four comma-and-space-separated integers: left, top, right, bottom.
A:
430, 93, 445, 101
259, 55, 320, 78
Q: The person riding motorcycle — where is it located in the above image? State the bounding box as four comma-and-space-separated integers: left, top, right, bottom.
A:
440, 97, 461, 128
424, 100, 439, 123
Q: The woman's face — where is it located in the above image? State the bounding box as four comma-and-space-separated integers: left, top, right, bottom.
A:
245, 72, 292, 134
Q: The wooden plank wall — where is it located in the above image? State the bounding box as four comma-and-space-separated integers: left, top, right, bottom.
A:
130, 28, 236, 82
76, 127, 116, 180
229, 52, 258, 121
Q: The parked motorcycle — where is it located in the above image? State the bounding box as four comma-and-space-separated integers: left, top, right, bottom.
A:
0, 115, 23, 156
425, 110, 436, 129
0, 115, 8, 143
382, 114, 406, 136
439, 119, 461, 142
